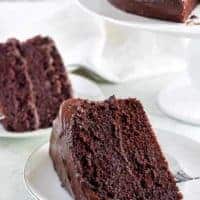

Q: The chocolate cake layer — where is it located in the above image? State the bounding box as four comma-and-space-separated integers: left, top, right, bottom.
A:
108, 0, 198, 22
0, 39, 39, 131
0, 36, 73, 132
21, 36, 72, 129
50, 97, 182, 200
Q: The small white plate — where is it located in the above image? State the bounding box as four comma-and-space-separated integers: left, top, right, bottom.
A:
77, 0, 200, 37
158, 73, 200, 126
0, 74, 104, 139
24, 130, 200, 200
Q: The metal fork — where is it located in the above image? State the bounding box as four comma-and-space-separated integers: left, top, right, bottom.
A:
166, 153, 200, 183
69, 64, 114, 83
175, 169, 200, 183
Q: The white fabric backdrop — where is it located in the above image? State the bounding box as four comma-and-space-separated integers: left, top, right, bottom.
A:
0, 0, 189, 82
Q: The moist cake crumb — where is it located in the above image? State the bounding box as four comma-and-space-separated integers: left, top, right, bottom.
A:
0, 35, 73, 132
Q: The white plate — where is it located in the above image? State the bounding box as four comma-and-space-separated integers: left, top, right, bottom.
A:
77, 0, 200, 37
24, 130, 200, 200
158, 73, 200, 126
0, 74, 104, 139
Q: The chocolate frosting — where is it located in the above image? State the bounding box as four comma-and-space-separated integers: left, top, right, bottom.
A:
108, 0, 198, 22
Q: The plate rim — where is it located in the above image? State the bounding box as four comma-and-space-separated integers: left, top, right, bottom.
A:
24, 142, 48, 200
77, 0, 200, 38
24, 129, 200, 200
0, 128, 51, 139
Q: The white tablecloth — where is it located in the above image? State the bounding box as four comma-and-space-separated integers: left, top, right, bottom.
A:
0, 0, 189, 82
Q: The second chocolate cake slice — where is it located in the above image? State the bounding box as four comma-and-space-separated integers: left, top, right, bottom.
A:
21, 36, 72, 129
50, 97, 182, 200
0, 36, 72, 132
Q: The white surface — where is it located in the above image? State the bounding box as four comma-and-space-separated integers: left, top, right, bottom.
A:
158, 73, 200, 126
0, 0, 188, 83
187, 39, 200, 91
24, 130, 200, 200
0, 2, 64, 29
0, 74, 104, 139
78, 0, 200, 37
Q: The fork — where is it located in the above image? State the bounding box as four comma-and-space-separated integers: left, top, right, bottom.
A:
175, 169, 200, 183
69, 64, 114, 83
166, 153, 200, 184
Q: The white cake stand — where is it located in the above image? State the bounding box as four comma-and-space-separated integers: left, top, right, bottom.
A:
77, 0, 200, 125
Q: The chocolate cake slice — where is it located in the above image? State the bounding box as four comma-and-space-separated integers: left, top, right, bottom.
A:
108, 0, 199, 22
0, 36, 72, 132
50, 97, 182, 200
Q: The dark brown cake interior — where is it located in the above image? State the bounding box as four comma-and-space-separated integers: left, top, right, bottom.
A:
0, 36, 72, 132
50, 97, 182, 200
21, 36, 72, 128
0, 40, 38, 131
